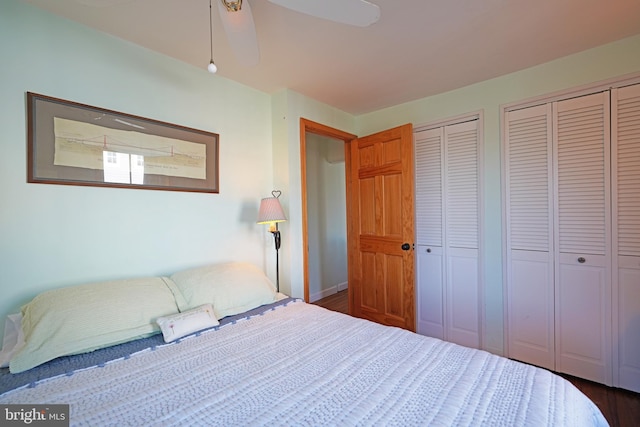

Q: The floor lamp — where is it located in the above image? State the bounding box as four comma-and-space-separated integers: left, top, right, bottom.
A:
257, 191, 287, 292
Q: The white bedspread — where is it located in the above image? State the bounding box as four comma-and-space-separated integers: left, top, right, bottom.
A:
0, 300, 608, 426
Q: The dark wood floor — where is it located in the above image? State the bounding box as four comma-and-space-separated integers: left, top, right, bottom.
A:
313, 290, 640, 427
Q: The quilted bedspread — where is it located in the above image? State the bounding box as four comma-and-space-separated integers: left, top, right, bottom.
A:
0, 300, 608, 426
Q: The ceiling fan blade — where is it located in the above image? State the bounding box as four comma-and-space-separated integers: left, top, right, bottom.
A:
217, 0, 260, 67
74, 0, 136, 7
268, 0, 380, 27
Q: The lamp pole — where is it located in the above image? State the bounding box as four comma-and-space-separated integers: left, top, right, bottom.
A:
272, 222, 281, 292
257, 191, 286, 294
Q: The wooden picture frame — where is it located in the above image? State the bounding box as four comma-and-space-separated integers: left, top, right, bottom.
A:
27, 92, 219, 193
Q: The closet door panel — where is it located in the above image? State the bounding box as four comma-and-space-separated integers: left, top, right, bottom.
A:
554, 92, 611, 385
414, 128, 445, 339
505, 104, 554, 368
618, 261, 640, 392
508, 250, 555, 370
444, 120, 480, 348
415, 128, 443, 246
613, 83, 640, 392
416, 245, 444, 339
556, 255, 609, 383
446, 247, 479, 348
444, 121, 478, 250
554, 93, 610, 256
613, 84, 640, 259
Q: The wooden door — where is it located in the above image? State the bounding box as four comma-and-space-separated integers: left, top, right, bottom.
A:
348, 123, 415, 331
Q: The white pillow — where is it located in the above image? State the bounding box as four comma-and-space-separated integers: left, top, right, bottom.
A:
156, 304, 219, 343
0, 313, 25, 368
169, 262, 277, 319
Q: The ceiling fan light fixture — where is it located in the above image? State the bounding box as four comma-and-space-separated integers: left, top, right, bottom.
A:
221, 0, 242, 12
208, 0, 217, 74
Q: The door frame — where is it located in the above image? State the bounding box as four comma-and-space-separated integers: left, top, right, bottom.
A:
299, 118, 357, 305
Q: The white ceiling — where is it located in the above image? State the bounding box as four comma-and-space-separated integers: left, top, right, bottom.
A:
23, 0, 640, 115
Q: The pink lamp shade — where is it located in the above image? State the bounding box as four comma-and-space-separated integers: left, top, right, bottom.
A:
257, 197, 287, 224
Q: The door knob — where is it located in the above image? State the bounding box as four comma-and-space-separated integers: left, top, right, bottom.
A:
401, 243, 411, 251
578, 257, 586, 264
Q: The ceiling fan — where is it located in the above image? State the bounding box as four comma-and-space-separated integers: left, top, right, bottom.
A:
76, 0, 381, 68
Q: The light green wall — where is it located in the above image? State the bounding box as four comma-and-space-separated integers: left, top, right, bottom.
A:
354, 34, 640, 354
271, 90, 356, 298
0, 0, 275, 338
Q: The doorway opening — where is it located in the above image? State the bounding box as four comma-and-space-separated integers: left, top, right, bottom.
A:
299, 119, 356, 308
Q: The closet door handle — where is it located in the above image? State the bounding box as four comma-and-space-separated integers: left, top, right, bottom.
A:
426, 248, 431, 253
578, 257, 586, 264
401, 243, 411, 251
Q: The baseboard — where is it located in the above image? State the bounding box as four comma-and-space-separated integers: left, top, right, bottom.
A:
484, 345, 504, 357
309, 282, 348, 303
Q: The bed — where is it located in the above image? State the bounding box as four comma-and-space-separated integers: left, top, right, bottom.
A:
0, 262, 608, 426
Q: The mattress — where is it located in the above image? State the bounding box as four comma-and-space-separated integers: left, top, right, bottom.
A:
0, 299, 608, 426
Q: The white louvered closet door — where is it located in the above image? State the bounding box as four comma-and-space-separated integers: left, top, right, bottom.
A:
415, 128, 445, 339
505, 104, 555, 371
414, 119, 480, 348
443, 120, 480, 349
612, 83, 640, 393
553, 92, 612, 385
